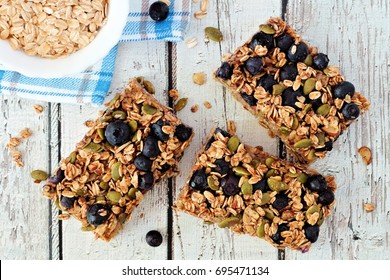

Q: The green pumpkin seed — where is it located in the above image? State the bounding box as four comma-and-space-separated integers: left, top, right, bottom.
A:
272, 84, 285, 95
76, 189, 85, 196
256, 220, 268, 238
142, 104, 158, 115
111, 162, 122, 181
259, 24, 276, 35
96, 195, 106, 202
31, 169, 48, 181
108, 94, 120, 107
128, 187, 138, 199
99, 181, 109, 190
279, 126, 291, 135
260, 192, 271, 206
174, 98, 188, 112
207, 176, 219, 191
287, 172, 299, 178
118, 213, 128, 224
303, 103, 313, 114
303, 54, 313, 66
227, 135, 240, 153
83, 142, 103, 153
307, 149, 317, 162
81, 225, 95, 231
218, 216, 241, 228
265, 157, 275, 168
107, 191, 121, 203
97, 128, 105, 140
267, 178, 287, 192
100, 115, 112, 123
306, 205, 320, 216
317, 210, 324, 225
291, 116, 299, 130
241, 181, 253, 195
205, 27, 223, 42
128, 119, 138, 133
303, 78, 316, 95
264, 208, 275, 221
316, 104, 330, 116
323, 67, 330, 75
297, 173, 308, 184
265, 169, 275, 178
316, 133, 325, 146
294, 139, 312, 149
68, 151, 77, 164
112, 110, 127, 120
250, 159, 260, 168
233, 166, 250, 176
143, 80, 155, 94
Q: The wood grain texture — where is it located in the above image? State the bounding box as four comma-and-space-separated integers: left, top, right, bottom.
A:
285, 0, 390, 259
172, 0, 281, 260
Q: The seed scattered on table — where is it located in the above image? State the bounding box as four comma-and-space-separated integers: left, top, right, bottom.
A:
192, 72, 207, 85
358, 146, 372, 165
191, 104, 199, 113
33, 104, 44, 114
203, 101, 212, 109
174, 97, 188, 112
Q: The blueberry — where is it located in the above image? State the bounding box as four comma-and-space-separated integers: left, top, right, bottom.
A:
174, 124, 193, 142
213, 159, 230, 176
49, 168, 65, 184
304, 224, 320, 243
318, 189, 335, 205
282, 87, 304, 110
333, 81, 355, 99
313, 53, 329, 70
189, 170, 208, 191
257, 74, 277, 92
220, 174, 240, 196
250, 32, 274, 50
305, 174, 327, 193
216, 62, 233, 80
138, 172, 154, 191
149, 1, 169, 21
159, 163, 171, 173
105, 121, 132, 146
279, 64, 298, 81
151, 120, 169, 142
87, 204, 111, 226
245, 56, 263, 76
276, 33, 293, 52
241, 93, 257, 106
142, 136, 160, 158
146, 230, 163, 247
341, 103, 360, 120
316, 141, 333, 152
271, 224, 289, 244
134, 154, 152, 171
60, 196, 75, 209
272, 194, 289, 211
310, 94, 323, 110
252, 179, 270, 193
287, 42, 309, 63
214, 128, 231, 138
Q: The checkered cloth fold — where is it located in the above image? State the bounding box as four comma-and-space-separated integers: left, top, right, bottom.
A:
0, 0, 191, 106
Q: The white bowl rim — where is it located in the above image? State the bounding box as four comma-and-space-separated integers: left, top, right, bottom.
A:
0, 0, 129, 78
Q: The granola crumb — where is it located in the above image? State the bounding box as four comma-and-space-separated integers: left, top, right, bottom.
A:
19, 128, 32, 139
191, 104, 199, 113
364, 203, 375, 212
358, 146, 372, 165
227, 120, 236, 135
192, 72, 207, 85
203, 101, 212, 109
169, 89, 180, 101
185, 37, 198, 49
84, 120, 95, 128
33, 104, 44, 114
7, 137, 21, 148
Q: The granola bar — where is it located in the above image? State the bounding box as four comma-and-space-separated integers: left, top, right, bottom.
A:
174, 128, 336, 252
42, 79, 193, 241
215, 17, 370, 163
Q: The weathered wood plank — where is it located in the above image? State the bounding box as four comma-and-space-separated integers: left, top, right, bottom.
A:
0, 96, 53, 259
285, 0, 390, 259
60, 41, 171, 259
172, 0, 282, 259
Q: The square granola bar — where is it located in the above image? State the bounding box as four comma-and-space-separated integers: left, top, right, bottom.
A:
215, 17, 370, 163
174, 127, 336, 252
42, 79, 193, 241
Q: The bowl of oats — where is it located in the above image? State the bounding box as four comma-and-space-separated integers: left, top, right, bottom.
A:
0, 0, 129, 78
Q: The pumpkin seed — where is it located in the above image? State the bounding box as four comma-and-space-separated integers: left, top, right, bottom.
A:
265, 169, 275, 178
107, 191, 121, 203
316, 104, 330, 116
260, 192, 271, 206
81, 225, 95, 231
99, 181, 109, 190
241, 180, 253, 195
108, 94, 120, 107
323, 67, 330, 75
233, 166, 250, 176
291, 115, 299, 130
317, 210, 325, 225
267, 178, 287, 192
174, 98, 188, 112
68, 151, 77, 164
218, 216, 241, 228
303, 54, 313, 66
287, 172, 299, 178
265, 157, 275, 168
97, 128, 105, 140
83, 142, 103, 153
256, 220, 268, 238
118, 213, 128, 224
111, 162, 122, 181
128, 119, 138, 133
100, 115, 112, 123
128, 187, 138, 199
297, 173, 308, 184
303, 78, 316, 95
96, 195, 106, 202
250, 159, 260, 168
112, 110, 127, 120
294, 139, 312, 149
142, 104, 158, 115
31, 170, 48, 181
259, 24, 276, 35
264, 208, 275, 221
306, 205, 320, 216
316, 133, 325, 146
76, 189, 85, 196
272, 84, 285, 95
279, 126, 291, 135
136, 76, 144, 84
227, 135, 240, 153
143, 80, 155, 94
207, 176, 219, 191
205, 27, 223, 42
307, 149, 318, 161
303, 103, 313, 114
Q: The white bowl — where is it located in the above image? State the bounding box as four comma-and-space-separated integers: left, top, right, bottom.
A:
0, 0, 129, 78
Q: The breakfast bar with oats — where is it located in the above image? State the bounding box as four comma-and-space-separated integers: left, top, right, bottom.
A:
174, 127, 336, 252
42, 79, 193, 241
214, 17, 369, 164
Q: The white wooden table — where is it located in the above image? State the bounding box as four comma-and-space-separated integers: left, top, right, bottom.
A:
1, 0, 389, 260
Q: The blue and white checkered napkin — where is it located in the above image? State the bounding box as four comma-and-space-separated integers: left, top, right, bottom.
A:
0, 0, 191, 106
